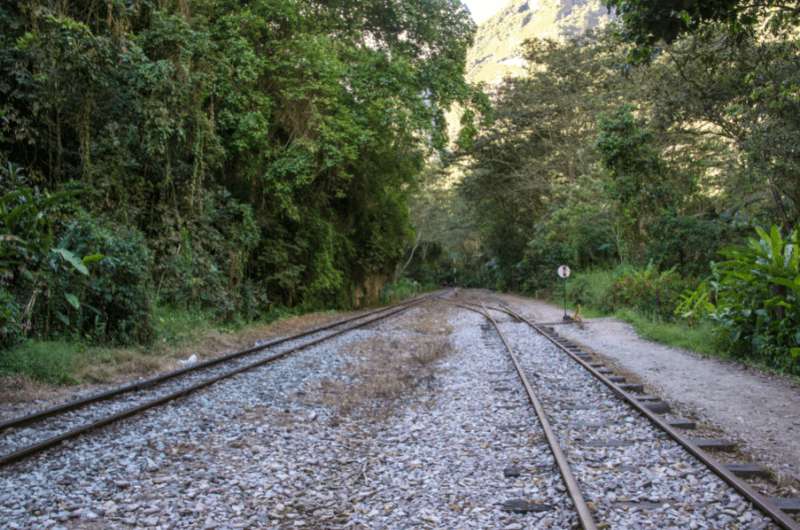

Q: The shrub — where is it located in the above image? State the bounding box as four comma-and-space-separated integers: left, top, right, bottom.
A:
567, 269, 618, 311
380, 278, 422, 305
695, 226, 800, 374
0, 287, 22, 349
48, 215, 154, 345
152, 189, 263, 319
517, 188, 619, 295
604, 264, 692, 320
645, 212, 730, 277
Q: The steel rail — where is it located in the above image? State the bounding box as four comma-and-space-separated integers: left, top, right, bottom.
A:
0, 292, 443, 468
494, 303, 800, 530
456, 301, 598, 530
0, 291, 439, 434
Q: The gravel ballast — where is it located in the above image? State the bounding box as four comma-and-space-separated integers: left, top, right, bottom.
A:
0, 297, 787, 528
493, 311, 777, 529
0, 304, 574, 528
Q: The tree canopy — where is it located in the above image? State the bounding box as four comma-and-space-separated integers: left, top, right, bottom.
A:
0, 0, 478, 347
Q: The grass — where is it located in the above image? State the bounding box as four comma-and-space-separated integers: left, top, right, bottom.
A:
0, 340, 82, 385
0, 286, 423, 389
153, 305, 220, 346
614, 308, 722, 356
545, 266, 725, 357
0, 305, 309, 388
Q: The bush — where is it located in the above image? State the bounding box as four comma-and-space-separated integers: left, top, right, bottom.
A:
47, 215, 154, 345
567, 264, 692, 320
605, 264, 692, 320
645, 212, 730, 277
517, 189, 618, 295
567, 269, 618, 311
0, 287, 22, 349
695, 226, 800, 374
380, 278, 422, 305
152, 189, 263, 319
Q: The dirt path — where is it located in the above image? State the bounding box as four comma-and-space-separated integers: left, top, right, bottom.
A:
495, 290, 800, 484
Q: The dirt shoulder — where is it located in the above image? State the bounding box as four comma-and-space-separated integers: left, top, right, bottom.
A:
497, 291, 800, 484
0, 309, 365, 421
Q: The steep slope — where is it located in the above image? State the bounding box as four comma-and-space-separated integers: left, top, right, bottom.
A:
467, 0, 612, 85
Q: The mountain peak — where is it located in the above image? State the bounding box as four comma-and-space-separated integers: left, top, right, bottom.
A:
468, 0, 612, 85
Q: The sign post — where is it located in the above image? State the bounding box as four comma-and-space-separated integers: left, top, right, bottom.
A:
557, 265, 571, 321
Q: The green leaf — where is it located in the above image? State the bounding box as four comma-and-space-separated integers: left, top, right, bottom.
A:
82, 253, 105, 266
64, 293, 80, 310
56, 312, 70, 326
53, 248, 89, 276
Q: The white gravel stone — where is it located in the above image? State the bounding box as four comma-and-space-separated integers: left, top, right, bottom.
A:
0, 300, 785, 528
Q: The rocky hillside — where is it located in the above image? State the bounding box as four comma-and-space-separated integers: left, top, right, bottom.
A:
468, 0, 612, 86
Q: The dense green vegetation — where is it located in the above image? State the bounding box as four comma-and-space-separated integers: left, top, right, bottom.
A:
410, 4, 800, 374
3, 0, 799, 382
0, 0, 478, 364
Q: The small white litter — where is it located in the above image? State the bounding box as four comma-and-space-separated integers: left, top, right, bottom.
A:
178, 353, 198, 365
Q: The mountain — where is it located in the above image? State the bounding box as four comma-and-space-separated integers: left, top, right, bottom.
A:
467, 0, 613, 86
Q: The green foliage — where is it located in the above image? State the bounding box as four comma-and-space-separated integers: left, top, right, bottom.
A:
606, 264, 692, 320
645, 213, 730, 276
50, 215, 154, 345
567, 269, 619, 310
604, 0, 800, 61
603, 0, 742, 58
0, 0, 478, 356
459, 32, 632, 289
699, 226, 800, 373
380, 278, 423, 305
568, 265, 692, 320
518, 179, 619, 294
0, 340, 79, 385
674, 281, 716, 325
597, 106, 692, 261
152, 305, 220, 347
153, 190, 261, 318
0, 287, 21, 349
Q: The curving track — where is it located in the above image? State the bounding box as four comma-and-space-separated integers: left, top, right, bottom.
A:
0, 291, 447, 468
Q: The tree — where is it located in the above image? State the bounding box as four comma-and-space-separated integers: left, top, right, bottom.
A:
604, 0, 800, 60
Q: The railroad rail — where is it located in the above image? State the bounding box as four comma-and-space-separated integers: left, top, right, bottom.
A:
0, 290, 446, 468
472, 302, 598, 530
469, 298, 799, 530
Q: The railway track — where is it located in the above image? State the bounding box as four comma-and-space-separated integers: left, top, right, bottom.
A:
457, 296, 799, 529
0, 291, 446, 468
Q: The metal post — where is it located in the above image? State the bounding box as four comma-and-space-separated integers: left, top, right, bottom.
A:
563, 277, 568, 321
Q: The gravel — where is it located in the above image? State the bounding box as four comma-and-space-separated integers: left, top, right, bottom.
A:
493, 311, 777, 529
0, 304, 574, 528
0, 306, 403, 459
501, 291, 800, 484
0, 297, 785, 528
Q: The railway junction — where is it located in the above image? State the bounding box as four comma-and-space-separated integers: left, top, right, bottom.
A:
1, 290, 799, 529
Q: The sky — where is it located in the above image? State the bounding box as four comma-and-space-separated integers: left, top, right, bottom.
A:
463, 0, 508, 24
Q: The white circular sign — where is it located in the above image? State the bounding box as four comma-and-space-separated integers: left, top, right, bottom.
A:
557, 265, 571, 279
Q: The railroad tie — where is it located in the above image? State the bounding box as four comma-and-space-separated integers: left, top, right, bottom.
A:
688, 438, 737, 452
643, 401, 671, 414
666, 418, 696, 430
769, 497, 800, 514
725, 463, 771, 479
